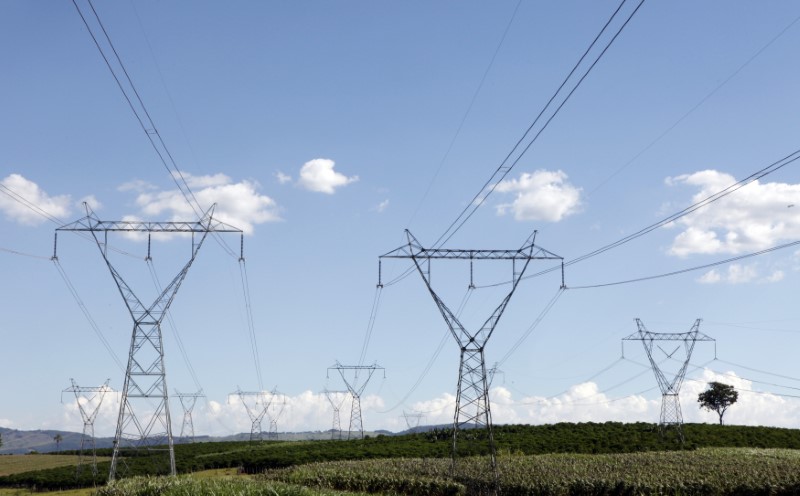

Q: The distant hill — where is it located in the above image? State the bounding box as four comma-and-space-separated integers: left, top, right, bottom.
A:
0, 426, 397, 454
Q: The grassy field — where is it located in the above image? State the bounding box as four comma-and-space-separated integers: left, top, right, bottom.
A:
0, 455, 86, 476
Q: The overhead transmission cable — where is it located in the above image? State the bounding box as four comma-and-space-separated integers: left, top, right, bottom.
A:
586, 10, 800, 198
381, 0, 644, 290
476, 146, 800, 290
406, 0, 523, 228
434, 0, 645, 248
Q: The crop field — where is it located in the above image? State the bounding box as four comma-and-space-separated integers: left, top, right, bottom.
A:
266, 448, 800, 495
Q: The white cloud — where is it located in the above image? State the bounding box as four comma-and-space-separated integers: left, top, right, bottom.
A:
180, 172, 231, 189
0, 174, 72, 225
373, 199, 389, 213
697, 263, 786, 285
494, 170, 582, 222
297, 158, 358, 194
667, 170, 800, 257
118, 179, 157, 193
275, 172, 292, 185
129, 172, 281, 235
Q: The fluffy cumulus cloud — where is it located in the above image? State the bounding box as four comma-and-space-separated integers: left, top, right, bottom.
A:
666, 170, 800, 257
275, 172, 292, 185
297, 158, 358, 194
0, 174, 72, 225
494, 170, 582, 222
129, 172, 281, 234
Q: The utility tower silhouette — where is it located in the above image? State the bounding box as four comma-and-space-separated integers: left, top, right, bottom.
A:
323, 389, 349, 440
381, 230, 563, 476
62, 378, 112, 478
266, 390, 287, 440
230, 387, 274, 442
402, 411, 425, 433
175, 390, 205, 443
328, 361, 385, 439
623, 318, 715, 442
55, 204, 242, 479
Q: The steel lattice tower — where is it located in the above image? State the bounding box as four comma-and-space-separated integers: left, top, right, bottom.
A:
402, 411, 425, 433
267, 390, 287, 440
62, 379, 112, 478
328, 362, 384, 439
230, 387, 274, 442
623, 318, 715, 442
55, 204, 242, 479
175, 390, 204, 443
323, 389, 349, 440
381, 230, 563, 476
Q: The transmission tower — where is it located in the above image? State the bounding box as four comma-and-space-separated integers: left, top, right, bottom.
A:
323, 389, 349, 440
62, 378, 112, 478
55, 204, 242, 479
402, 411, 425, 434
381, 230, 563, 477
266, 390, 287, 440
175, 390, 205, 443
488, 362, 504, 387
328, 361, 385, 439
622, 318, 715, 442
230, 387, 274, 442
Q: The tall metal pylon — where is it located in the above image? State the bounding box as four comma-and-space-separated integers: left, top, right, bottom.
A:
328, 361, 385, 439
323, 389, 349, 440
381, 230, 563, 478
230, 387, 274, 442
402, 411, 425, 433
266, 390, 287, 440
175, 390, 205, 443
55, 203, 242, 479
622, 318, 715, 442
62, 378, 112, 478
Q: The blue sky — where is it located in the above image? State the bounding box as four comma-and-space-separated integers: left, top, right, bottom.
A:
2, 1, 800, 437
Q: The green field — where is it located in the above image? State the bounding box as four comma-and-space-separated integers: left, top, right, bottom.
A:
3, 423, 800, 494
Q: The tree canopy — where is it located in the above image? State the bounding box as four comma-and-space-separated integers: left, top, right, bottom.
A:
698, 382, 739, 425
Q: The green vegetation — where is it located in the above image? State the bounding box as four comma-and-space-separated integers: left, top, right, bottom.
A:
95, 475, 375, 496
266, 448, 800, 495
2, 422, 800, 492
0, 454, 85, 476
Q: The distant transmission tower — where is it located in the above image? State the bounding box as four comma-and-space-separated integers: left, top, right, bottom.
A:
62, 378, 112, 478
323, 389, 349, 440
266, 390, 287, 440
175, 390, 205, 443
230, 387, 274, 442
623, 318, 715, 442
381, 230, 563, 477
328, 361, 385, 439
55, 204, 242, 479
402, 411, 425, 433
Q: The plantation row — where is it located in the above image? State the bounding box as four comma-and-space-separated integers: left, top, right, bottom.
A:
3, 422, 800, 491
264, 448, 800, 496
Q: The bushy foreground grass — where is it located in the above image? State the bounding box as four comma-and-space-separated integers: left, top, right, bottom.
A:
265, 448, 800, 496
95, 475, 372, 496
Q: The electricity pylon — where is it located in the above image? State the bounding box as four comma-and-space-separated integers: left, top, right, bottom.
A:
55, 203, 242, 479
266, 390, 287, 440
381, 229, 563, 477
328, 361, 385, 439
230, 387, 274, 442
323, 389, 349, 440
62, 378, 112, 478
623, 318, 715, 442
175, 390, 205, 443
402, 411, 425, 433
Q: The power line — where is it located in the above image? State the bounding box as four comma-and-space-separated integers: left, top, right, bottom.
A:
72, 0, 203, 219
568, 239, 800, 289
434, 0, 645, 247
406, 0, 523, 228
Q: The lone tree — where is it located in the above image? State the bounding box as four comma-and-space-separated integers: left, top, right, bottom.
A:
53, 434, 63, 452
698, 381, 738, 425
